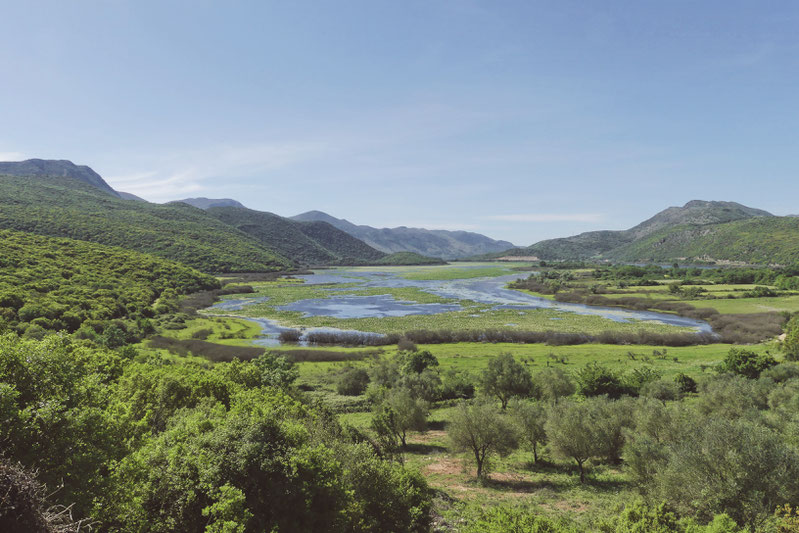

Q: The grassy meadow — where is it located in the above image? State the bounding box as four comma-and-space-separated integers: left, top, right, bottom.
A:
137, 262, 797, 529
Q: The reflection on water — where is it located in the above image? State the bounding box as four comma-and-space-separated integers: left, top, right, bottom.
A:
210, 265, 714, 345
287, 269, 713, 333
278, 294, 461, 318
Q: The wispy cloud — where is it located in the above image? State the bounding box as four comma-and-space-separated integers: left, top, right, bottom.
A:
381, 221, 481, 231
483, 213, 604, 223
0, 151, 27, 161
107, 170, 206, 200
104, 141, 331, 202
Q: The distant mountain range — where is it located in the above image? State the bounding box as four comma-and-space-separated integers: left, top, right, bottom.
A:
291, 210, 515, 259
205, 206, 387, 265
498, 200, 799, 265
0, 159, 440, 271
4, 158, 797, 268
118, 191, 146, 202
173, 197, 246, 209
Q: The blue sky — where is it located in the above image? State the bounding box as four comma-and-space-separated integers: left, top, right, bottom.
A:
1, 1, 797, 245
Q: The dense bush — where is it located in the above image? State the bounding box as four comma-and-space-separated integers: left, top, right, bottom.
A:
0, 333, 433, 531
717, 348, 778, 379
0, 228, 219, 339
337, 367, 371, 396
574, 363, 632, 399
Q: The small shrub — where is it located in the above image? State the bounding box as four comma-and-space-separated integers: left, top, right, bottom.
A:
674, 373, 698, 394
337, 367, 371, 396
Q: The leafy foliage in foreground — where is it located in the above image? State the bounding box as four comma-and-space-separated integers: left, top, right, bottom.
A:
0, 229, 219, 340
0, 333, 432, 532
0, 174, 293, 272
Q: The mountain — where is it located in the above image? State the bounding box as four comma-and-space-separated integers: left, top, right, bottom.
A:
625, 200, 773, 239
291, 210, 515, 259
205, 206, 388, 265
607, 217, 799, 265
174, 197, 246, 209
0, 159, 120, 197
0, 160, 442, 269
118, 191, 147, 201
501, 200, 792, 265
0, 173, 292, 272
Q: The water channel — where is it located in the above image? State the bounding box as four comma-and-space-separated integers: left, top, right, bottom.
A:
210, 266, 713, 346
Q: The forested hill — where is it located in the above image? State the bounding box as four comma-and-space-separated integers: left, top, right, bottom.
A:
500, 200, 794, 264
0, 174, 293, 272
0, 159, 120, 197
206, 206, 388, 265
607, 216, 799, 265
173, 197, 246, 209
291, 210, 515, 259
0, 228, 219, 340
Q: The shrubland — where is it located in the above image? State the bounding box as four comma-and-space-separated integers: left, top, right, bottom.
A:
0, 228, 219, 343
0, 333, 432, 531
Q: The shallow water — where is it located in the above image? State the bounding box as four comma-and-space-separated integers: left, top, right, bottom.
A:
210, 266, 713, 345
278, 294, 461, 319
287, 269, 713, 333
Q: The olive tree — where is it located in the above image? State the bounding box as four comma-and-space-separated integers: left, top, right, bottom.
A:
371, 388, 428, 448
545, 400, 601, 482
480, 353, 534, 409
649, 418, 799, 529
448, 400, 518, 479
532, 367, 574, 403
508, 398, 548, 463
544, 397, 634, 482
782, 316, 799, 361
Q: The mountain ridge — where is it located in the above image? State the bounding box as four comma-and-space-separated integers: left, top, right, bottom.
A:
498, 200, 795, 265
173, 197, 246, 209
0, 159, 120, 197
205, 206, 389, 265
291, 210, 515, 259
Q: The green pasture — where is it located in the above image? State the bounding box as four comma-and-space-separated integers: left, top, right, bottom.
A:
341, 404, 634, 528
399, 264, 524, 280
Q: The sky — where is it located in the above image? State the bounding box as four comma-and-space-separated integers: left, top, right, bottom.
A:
1, 1, 797, 246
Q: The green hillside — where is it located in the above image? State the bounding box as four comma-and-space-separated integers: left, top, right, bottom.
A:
377, 251, 447, 265
291, 210, 515, 259
501, 200, 786, 264
0, 158, 120, 197
608, 217, 799, 265
206, 206, 387, 265
0, 228, 219, 339
0, 174, 293, 272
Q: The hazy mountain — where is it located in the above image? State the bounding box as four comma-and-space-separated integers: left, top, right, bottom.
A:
0, 162, 441, 269
206, 207, 388, 265
174, 197, 246, 209
118, 191, 147, 202
500, 200, 785, 264
0, 159, 120, 197
291, 210, 515, 259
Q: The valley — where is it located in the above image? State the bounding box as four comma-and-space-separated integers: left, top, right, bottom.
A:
2, 160, 799, 532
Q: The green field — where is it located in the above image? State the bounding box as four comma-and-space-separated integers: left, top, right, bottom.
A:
399, 264, 525, 280
341, 404, 636, 528
135, 262, 796, 529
